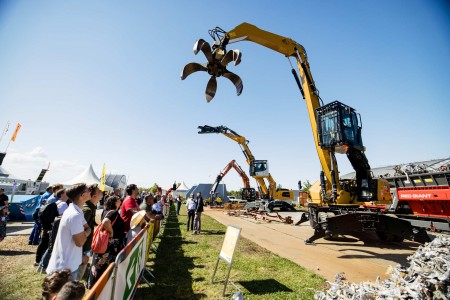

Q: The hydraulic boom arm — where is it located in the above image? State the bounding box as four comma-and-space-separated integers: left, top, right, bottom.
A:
198, 125, 292, 200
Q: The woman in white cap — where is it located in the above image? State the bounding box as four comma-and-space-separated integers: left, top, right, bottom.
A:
126, 210, 146, 245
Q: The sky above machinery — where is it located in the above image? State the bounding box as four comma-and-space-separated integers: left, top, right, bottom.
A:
0, 1, 449, 191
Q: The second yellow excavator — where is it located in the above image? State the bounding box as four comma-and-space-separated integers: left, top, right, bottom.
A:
198, 124, 294, 202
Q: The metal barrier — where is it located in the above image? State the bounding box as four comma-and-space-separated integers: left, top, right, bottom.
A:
83, 219, 161, 300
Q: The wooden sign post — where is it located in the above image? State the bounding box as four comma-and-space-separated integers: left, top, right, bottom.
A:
212, 225, 242, 296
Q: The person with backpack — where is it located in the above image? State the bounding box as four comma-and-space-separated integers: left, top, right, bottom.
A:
34, 197, 59, 267
38, 189, 69, 273
77, 184, 103, 280
28, 186, 53, 245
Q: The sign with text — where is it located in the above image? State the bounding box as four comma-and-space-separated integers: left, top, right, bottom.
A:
219, 225, 241, 264
213, 225, 242, 296
114, 226, 148, 300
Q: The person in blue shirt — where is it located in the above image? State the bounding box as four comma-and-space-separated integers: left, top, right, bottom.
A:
46, 184, 63, 204
29, 186, 53, 245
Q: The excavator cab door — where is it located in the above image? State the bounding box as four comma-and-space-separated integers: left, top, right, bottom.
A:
250, 160, 269, 177
316, 101, 364, 153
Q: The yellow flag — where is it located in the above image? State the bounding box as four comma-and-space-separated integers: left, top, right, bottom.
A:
11, 123, 21, 142
99, 163, 107, 191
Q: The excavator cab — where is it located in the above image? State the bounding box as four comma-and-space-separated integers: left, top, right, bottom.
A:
250, 160, 269, 177
316, 101, 363, 153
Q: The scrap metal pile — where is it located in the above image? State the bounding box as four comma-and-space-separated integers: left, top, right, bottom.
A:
223, 209, 294, 224
314, 236, 450, 299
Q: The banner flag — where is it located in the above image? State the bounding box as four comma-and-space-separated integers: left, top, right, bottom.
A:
99, 163, 107, 191
11, 123, 21, 142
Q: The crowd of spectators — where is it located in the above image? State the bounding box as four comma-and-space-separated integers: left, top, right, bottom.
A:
1, 180, 204, 299
20, 182, 169, 299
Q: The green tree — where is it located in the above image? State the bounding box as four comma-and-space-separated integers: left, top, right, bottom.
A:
149, 183, 159, 194
301, 180, 312, 192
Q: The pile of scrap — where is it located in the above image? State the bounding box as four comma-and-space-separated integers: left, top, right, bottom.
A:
314, 235, 450, 299
243, 211, 293, 224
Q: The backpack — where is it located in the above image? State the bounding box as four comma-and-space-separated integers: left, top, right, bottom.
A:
32, 207, 40, 221
39, 202, 58, 229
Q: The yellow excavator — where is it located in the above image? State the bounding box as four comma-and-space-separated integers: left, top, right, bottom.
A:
198, 124, 294, 201
182, 23, 430, 244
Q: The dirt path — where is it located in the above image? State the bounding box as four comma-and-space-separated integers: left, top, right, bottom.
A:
203, 207, 420, 283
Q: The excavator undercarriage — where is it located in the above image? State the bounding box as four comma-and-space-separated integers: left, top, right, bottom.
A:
299, 204, 431, 244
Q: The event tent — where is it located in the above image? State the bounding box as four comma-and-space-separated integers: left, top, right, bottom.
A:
186, 183, 230, 202
105, 174, 127, 190
173, 181, 190, 198
63, 164, 113, 191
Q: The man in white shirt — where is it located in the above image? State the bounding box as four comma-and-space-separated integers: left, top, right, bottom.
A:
186, 194, 196, 232
46, 183, 92, 279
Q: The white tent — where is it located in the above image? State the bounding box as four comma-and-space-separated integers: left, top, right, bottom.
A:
63, 164, 113, 191
173, 181, 190, 198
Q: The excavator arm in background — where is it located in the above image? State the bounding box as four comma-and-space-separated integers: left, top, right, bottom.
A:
198, 125, 293, 201
210, 159, 256, 202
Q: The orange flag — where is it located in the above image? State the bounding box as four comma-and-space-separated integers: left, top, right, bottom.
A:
11, 123, 21, 142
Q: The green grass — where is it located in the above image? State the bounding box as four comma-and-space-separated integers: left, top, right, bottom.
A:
135, 208, 326, 299
0, 244, 47, 300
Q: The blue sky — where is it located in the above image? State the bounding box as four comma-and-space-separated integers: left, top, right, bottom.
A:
0, 1, 449, 191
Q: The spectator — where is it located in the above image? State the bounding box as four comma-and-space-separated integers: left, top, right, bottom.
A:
120, 184, 140, 234
77, 184, 103, 280
46, 184, 64, 204
38, 214, 62, 274
186, 194, 196, 232
55, 189, 69, 216
55, 281, 85, 300
88, 196, 125, 289
29, 184, 57, 245
46, 183, 92, 279
40, 186, 54, 204
41, 269, 72, 300
114, 188, 122, 199
38, 189, 69, 273
151, 195, 161, 213
126, 210, 146, 244
139, 193, 154, 213
193, 192, 204, 234
39, 186, 53, 204
0, 188, 8, 242
176, 195, 182, 216
34, 194, 61, 267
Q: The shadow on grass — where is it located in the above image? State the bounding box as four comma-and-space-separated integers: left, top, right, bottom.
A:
199, 229, 226, 236
0, 250, 34, 256
135, 207, 207, 300
238, 279, 293, 295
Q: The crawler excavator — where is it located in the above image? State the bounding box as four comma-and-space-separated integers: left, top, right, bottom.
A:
209, 159, 256, 205
198, 124, 294, 202
181, 23, 430, 244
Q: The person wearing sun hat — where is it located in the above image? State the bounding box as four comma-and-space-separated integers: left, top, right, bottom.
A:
126, 210, 146, 245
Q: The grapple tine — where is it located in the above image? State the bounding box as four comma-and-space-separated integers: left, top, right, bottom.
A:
180, 62, 207, 80
220, 50, 235, 67
193, 39, 213, 63
233, 50, 242, 66
223, 70, 243, 96
205, 76, 217, 102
